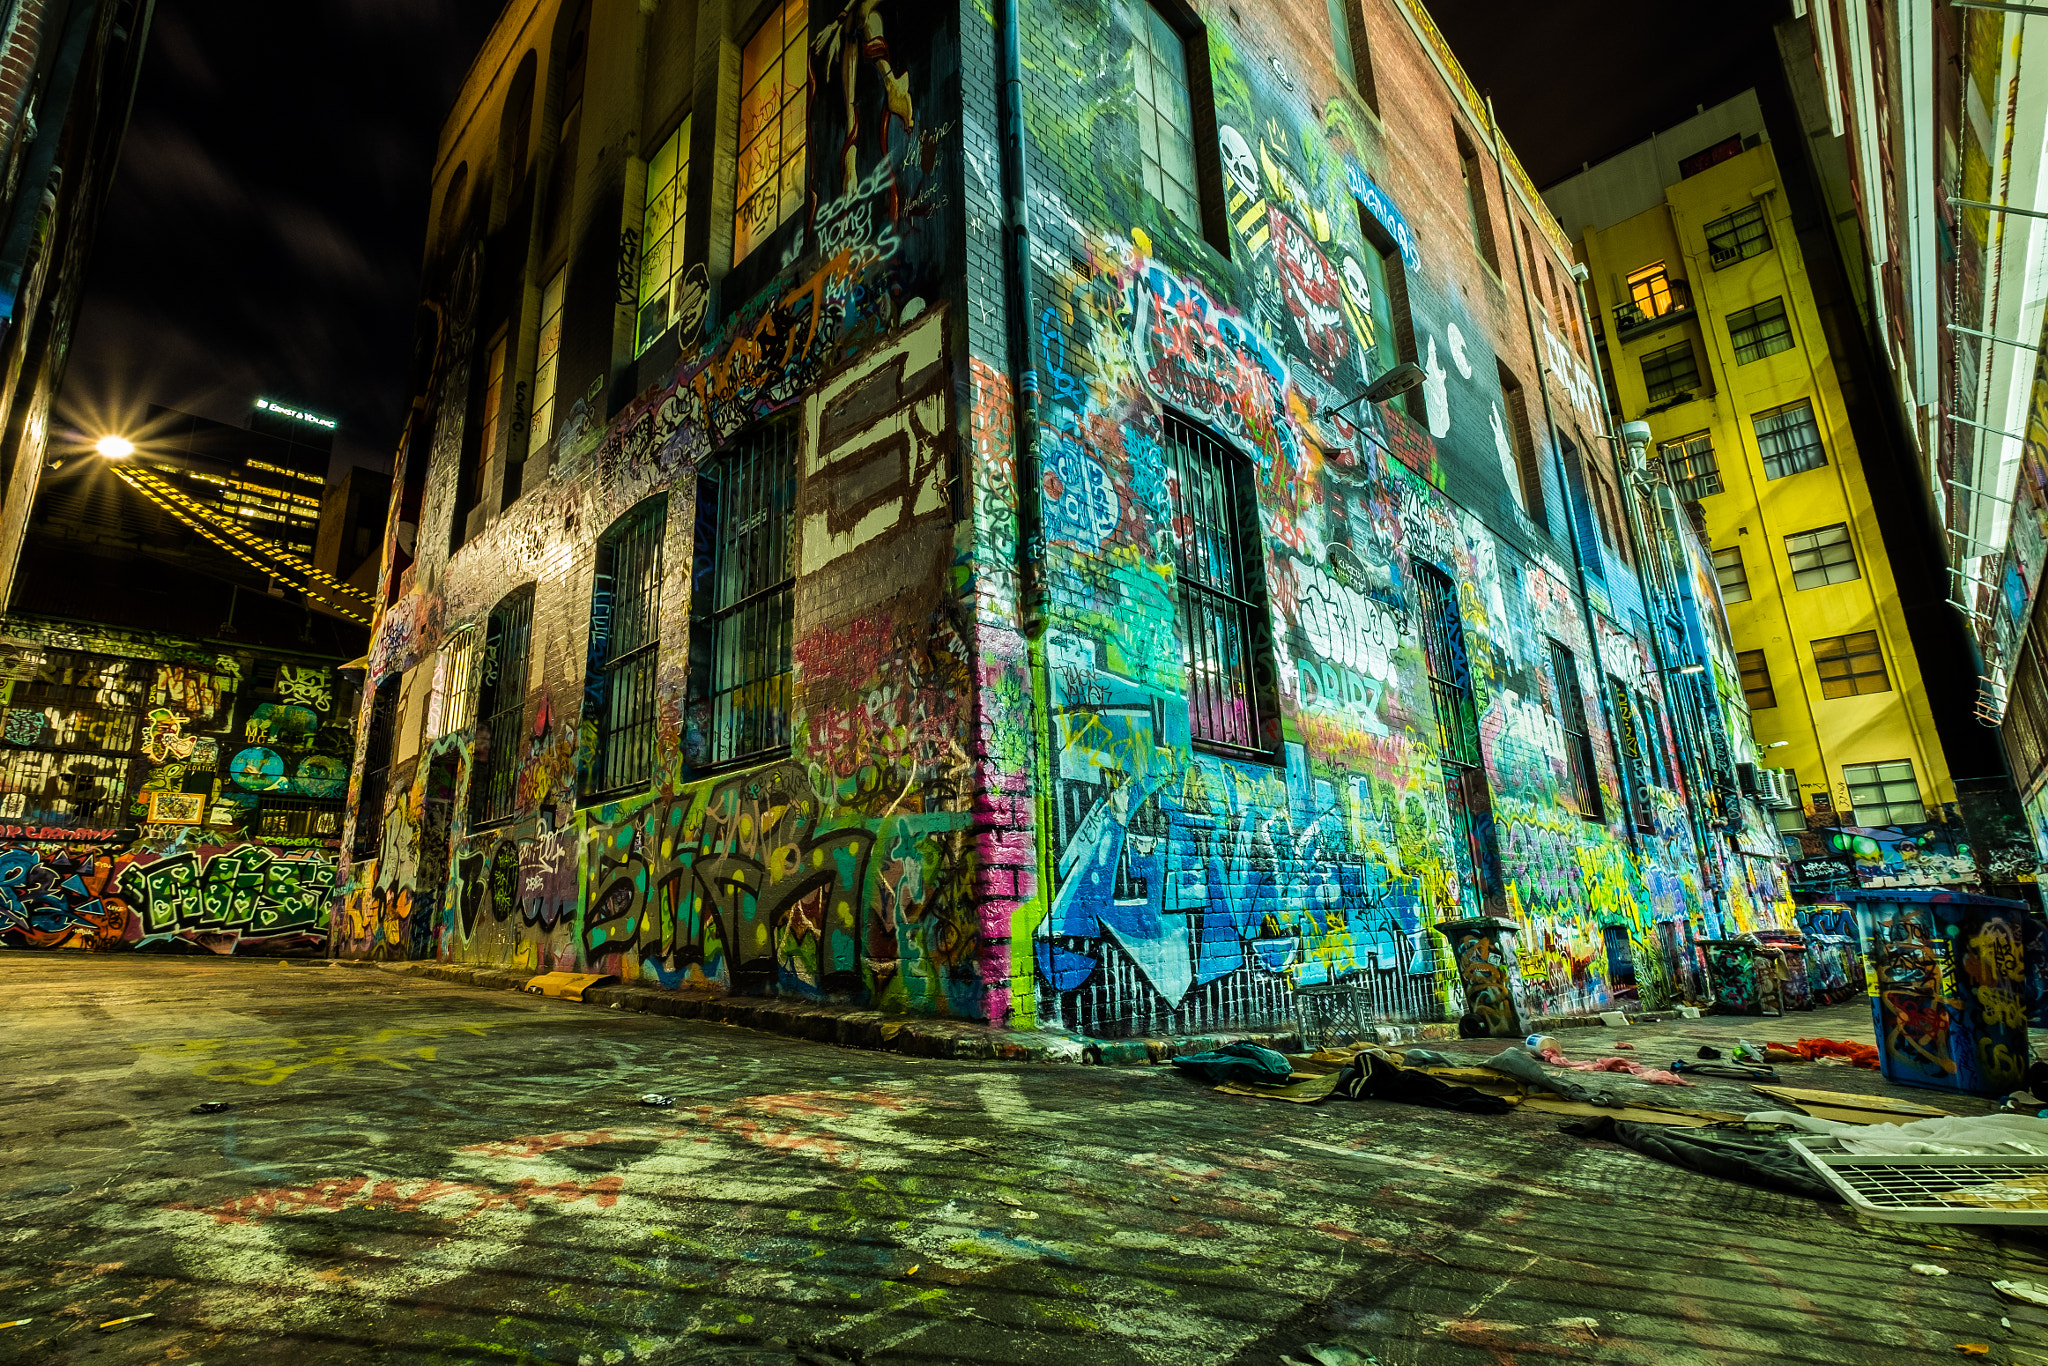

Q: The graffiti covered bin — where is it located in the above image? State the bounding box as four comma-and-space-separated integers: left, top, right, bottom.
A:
1846, 889, 2032, 1098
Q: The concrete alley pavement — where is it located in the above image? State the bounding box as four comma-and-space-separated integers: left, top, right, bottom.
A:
4, 956, 2046, 1365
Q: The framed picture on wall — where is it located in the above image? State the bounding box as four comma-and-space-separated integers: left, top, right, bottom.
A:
148, 790, 206, 826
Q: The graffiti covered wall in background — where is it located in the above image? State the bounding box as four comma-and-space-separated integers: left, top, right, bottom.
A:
0, 618, 350, 954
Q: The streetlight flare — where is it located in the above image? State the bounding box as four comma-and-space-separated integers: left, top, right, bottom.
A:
94, 435, 134, 459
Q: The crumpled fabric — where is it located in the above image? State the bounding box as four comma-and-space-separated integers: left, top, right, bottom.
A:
1537, 1047, 1694, 1086
1783, 1037, 1880, 1069
1170, 1042, 1292, 1086
1334, 1050, 1512, 1114
1484, 1045, 1619, 1107
1745, 1111, 2048, 1157
1563, 1116, 1840, 1201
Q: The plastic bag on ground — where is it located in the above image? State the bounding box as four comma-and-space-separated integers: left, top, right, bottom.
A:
1743, 1111, 2048, 1157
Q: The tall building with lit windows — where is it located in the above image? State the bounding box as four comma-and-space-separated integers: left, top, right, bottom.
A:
346, 0, 1790, 1038
1549, 92, 1985, 891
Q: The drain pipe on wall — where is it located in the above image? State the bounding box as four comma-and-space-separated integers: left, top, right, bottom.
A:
996, 0, 1059, 1027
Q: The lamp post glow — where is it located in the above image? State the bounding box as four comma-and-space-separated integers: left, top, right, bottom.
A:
94, 435, 134, 459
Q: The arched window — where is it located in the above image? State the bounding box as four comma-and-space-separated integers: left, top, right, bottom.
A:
470, 587, 535, 827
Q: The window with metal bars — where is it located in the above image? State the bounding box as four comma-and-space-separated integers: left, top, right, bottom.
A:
258, 794, 344, 840
1416, 564, 1493, 897
470, 586, 534, 827
352, 676, 399, 858
585, 497, 666, 799
1165, 413, 1277, 759
691, 420, 795, 769
1547, 638, 1603, 820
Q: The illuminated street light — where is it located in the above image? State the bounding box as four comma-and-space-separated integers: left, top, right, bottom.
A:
94, 435, 134, 458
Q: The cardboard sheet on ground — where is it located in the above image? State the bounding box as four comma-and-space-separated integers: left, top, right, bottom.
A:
1215, 1070, 1344, 1103
1519, 1095, 1745, 1126
1751, 1084, 1952, 1126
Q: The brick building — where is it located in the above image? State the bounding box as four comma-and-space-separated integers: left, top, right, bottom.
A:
343, 0, 1791, 1034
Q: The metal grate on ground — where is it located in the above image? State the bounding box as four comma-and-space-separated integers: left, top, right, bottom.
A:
1791, 1138, 2048, 1224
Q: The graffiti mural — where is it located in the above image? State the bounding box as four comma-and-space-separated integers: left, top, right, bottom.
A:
0, 842, 334, 953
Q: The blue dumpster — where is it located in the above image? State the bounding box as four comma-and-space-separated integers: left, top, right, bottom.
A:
1844, 889, 2032, 1098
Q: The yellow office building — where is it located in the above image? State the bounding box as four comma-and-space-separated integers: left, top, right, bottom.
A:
1547, 94, 1949, 837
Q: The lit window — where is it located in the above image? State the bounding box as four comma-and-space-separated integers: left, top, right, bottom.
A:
477, 336, 507, 479
1706, 204, 1769, 268
1844, 759, 1925, 826
1754, 399, 1826, 479
734, 0, 806, 264
1714, 546, 1750, 603
1662, 432, 1720, 501
1737, 649, 1775, 709
586, 497, 666, 797
1729, 297, 1794, 364
1125, 0, 1198, 226
1640, 340, 1700, 402
694, 421, 796, 768
1547, 639, 1603, 821
636, 116, 691, 355
1627, 262, 1673, 318
529, 268, 565, 449
1813, 631, 1890, 699
1786, 522, 1860, 590
472, 587, 534, 826
1166, 414, 1275, 756
424, 626, 479, 742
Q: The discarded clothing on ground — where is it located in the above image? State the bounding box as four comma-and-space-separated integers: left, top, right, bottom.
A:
1562, 1116, 1840, 1201
1779, 1037, 1880, 1069
1484, 1046, 1619, 1107
1745, 1111, 2048, 1157
1335, 1050, 1512, 1114
1537, 1047, 1694, 1086
1171, 1042, 1293, 1086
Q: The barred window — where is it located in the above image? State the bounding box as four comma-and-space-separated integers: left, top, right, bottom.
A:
1714, 546, 1750, 603
1167, 414, 1276, 756
1547, 638, 1603, 820
1419, 564, 1494, 892
734, 0, 806, 264
586, 497, 666, 798
1813, 631, 1890, 699
0, 651, 151, 830
1755, 399, 1827, 480
1661, 431, 1719, 501
1786, 522, 1859, 590
424, 626, 479, 743
1737, 649, 1775, 710
1640, 341, 1700, 402
635, 115, 691, 355
1845, 759, 1925, 826
1729, 297, 1794, 364
1706, 204, 1770, 268
694, 421, 795, 768
1125, 0, 1199, 226
352, 676, 400, 859
470, 588, 534, 827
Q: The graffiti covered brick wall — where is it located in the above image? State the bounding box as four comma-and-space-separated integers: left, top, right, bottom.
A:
346, 0, 1789, 1034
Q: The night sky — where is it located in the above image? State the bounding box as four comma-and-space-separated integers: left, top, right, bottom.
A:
58, 1, 1782, 486
57, 0, 501, 481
